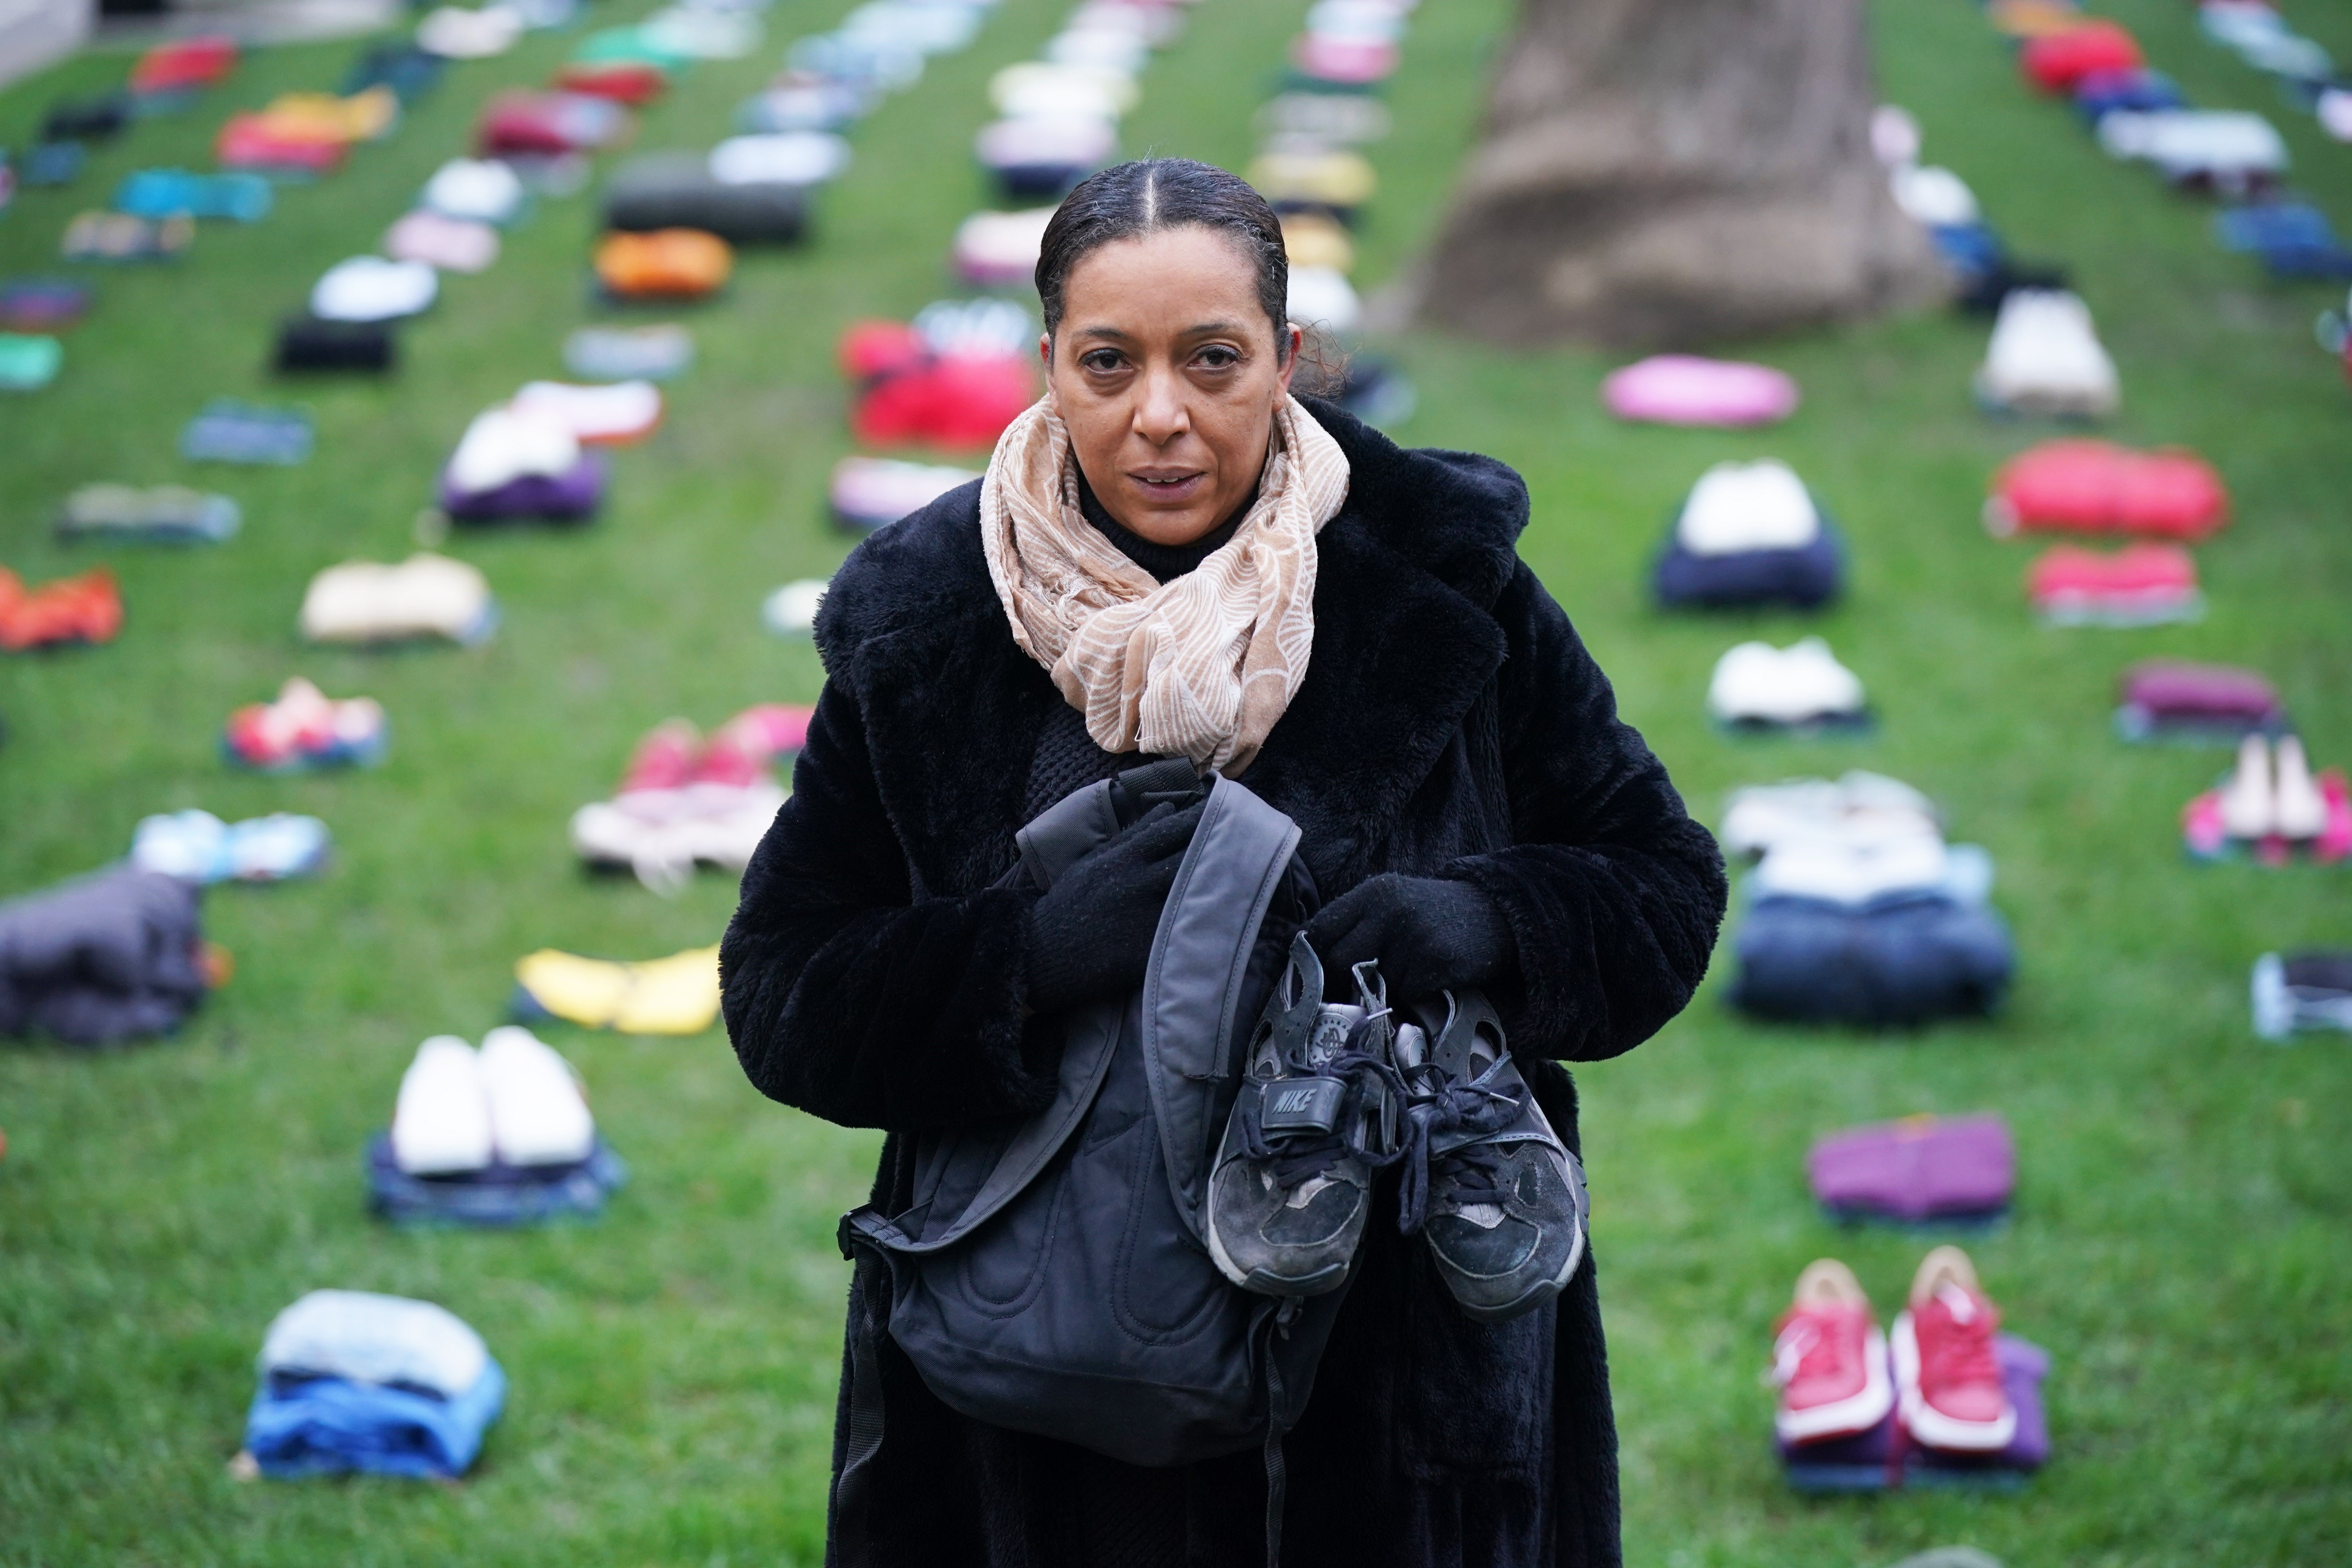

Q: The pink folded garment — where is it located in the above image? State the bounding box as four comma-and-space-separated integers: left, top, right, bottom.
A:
1291, 33, 1397, 84
507, 380, 662, 445
1602, 355, 1800, 428
385, 210, 501, 273
1808, 1114, 2014, 1223
2117, 660, 2280, 729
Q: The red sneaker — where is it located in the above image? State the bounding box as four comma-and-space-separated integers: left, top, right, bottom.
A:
1892, 1245, 2016, 1452
1770, 1259, 1893, 1445
619, 719, 702, 795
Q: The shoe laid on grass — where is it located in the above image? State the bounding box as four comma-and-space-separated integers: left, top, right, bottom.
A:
1205, 934, 1396, 1298
1891, 1245, 2016, 1453
1769, 1259, 1895, 1444
1394, 989, 1586, 1322
224, 677, 387, 771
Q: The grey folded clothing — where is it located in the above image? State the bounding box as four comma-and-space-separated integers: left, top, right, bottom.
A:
0, 866, 209, 1045
601, 153, 807, 245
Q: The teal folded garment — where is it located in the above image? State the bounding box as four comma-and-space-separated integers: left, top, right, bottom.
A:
114, 168, 272, 222
0, 334, 63, 391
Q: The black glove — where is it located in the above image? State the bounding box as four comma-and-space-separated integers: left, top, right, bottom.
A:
1025, 800, 1206, 1013
1302, 873, 1514, 1005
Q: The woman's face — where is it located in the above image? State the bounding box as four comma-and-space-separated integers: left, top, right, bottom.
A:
1044, 225, 1301, 547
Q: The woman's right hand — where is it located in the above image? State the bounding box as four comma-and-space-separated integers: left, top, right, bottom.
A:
1025, 799, 1207, 1012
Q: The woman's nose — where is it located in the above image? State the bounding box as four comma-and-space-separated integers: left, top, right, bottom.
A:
1131, 361, 1191, 443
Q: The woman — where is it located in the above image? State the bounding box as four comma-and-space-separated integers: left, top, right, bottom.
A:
722, 160, 1725, 1568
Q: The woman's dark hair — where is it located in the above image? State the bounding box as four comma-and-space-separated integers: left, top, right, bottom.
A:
1035, 158, 1291, 361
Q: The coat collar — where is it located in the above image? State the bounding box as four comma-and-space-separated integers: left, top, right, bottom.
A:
817, 398, 1529, 892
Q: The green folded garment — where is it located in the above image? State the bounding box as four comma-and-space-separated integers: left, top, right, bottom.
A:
0, 335, 62, 391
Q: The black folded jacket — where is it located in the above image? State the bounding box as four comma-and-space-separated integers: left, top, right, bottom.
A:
0, 866, 208, 1046
601, 153, 807, 245
275, 316, 397, 374
43, 95, 129, 143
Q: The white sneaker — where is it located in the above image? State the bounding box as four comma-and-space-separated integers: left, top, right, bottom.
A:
2218, 733, 2276, 839
1677, 459, 1820, 555
478, 1025, 596, 1167
1976, 289, 2120, 418
391, 1036, 495, 1175
2274, 735, 2327, 840
1708, 637, 1866, 726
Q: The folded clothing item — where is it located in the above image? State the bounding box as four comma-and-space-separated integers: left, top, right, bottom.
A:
385, 209, 500, 273
1781, 1336, 2048, 1491
131, 810, 331, 883
2181, 760, 2352, 864
564, 323, 695, 383
1292, 31, 1397, 86
763, 579, 826, 636
0, 565, 120, 648
1722, 771, 1943, 860
2114, 659, 2281, 741
1731, 889, 2015, 1026
0, 278, 91, 332
225, 677, 387, 771
1709, 637, 1869, 730
477, 89, 628, 157
1281, 210, 1355, 273
1930, 223, 2071, 316
115, 168, 270, 223
367, 1131, 627, 1225
603, 155, 807, 245
249, 87, 398, 146
1753, 838, 1991, 909
420, 158, 527, 225
1809, 1114, 2016, 1223
952, 206, 1055, 287
638, 6, 762, 61
215, 115, 347, 177
594, 228, 734, 299
554, 61, 670, 105
0, 866, 210, 1045
1603, 354, 1800, 427
990, 61, 1136, 121
1287, 265, 1360, 332
275, 316, 396, 374
417, 4, 524, 59
572, 780, 786, 892
441, 455, 605, 523
508, 379, 662, 443
2020, 20, 2143, 91
300, 552, 496, 645
1976, 289, 2118, 419
976, 114, 1114, 196
2252, 951, 2352, 1040
1656, 521, 1844, 611
62, 211, 193, 262
342, 41, 445, 102
709, 131, 850, 186
2072, 65, 2183, 120
1984, 439, 2227, 540
0, 335, 62, 391
56, 483, 238, 543
44, 94, 129, 143
2098, 109, 2287, 192
446, 404, 581, 492
1249, 147, 1377, 216
131, 35, 237, 95
1677, 459, 1821, 553
514, 944, 720, 1033
1987, 0, 2089, 40
830, 455, 980, 531
181, 400, 312, 465
842, 320, 1035, 449
576, 21, 697, 72
311, 257, 437, 324
2026, 543, 2200, 626
245, 1290, 504, 1478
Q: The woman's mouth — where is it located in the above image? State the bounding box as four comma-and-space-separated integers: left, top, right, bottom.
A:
1128, 469, 1208, 500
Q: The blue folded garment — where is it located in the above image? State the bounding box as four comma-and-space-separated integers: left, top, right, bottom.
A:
115, 169, 272, 223
245, 1359, 505, 1479
1730, 890, 2014, 1027
180, 400, 312, 465
2214, 201, 2352, 278
366, 1132, 627, 1226
1655, 517, 1845, 611
2073, 68, 2186, 122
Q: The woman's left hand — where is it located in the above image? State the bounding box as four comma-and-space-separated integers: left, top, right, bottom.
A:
1301, 872, 1515, 1006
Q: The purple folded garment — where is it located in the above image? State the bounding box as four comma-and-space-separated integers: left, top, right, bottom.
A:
1808, 1114, 2014, 1223
1781, 1334, 2048, 1489
2118, 661, 2280, 726
440, 454, 604, 522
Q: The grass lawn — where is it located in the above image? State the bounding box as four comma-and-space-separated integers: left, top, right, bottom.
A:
2, 0, 2348, 1561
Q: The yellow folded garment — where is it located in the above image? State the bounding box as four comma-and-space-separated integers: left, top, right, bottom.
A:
1246, 150, 1376, 209
515, 944, 720, 1035
259, 87, 399, 144
1281, 212, 1355, 274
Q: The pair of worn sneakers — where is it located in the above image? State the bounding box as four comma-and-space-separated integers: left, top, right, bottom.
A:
1202, 933, 1588, 1322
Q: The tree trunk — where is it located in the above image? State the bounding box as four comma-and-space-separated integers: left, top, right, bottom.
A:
1405, 0, 1948, 349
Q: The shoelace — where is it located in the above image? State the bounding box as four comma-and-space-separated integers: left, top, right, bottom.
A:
1236, 1016, 1407, 1191
1769, 1314, 1855, 1390
1919, 1286, 2001, 1390
1392, 1056, 1526, 1236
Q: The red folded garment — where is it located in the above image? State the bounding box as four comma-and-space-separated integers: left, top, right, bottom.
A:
555, 62, 668, 105
1985, 439, 2228, 541
131, 35, 237, 94
852, 354, 1035, 450
2020, 21, 2143, 92
216, 115, 347, 175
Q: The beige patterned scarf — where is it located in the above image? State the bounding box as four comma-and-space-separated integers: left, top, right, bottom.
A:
979, 393, 1350, 776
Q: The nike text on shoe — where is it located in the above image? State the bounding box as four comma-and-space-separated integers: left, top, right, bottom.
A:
1394, 989, 1587, 1323
1769, 1258, 1895, 1445
1204, 933, 1397, 1297
1891, 1244, 2017, 1453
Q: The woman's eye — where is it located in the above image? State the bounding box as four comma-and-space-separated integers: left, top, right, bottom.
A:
1080, 350, 1125, 373
1194, 346, 1240, 370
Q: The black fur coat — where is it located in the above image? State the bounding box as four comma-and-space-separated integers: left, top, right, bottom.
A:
721, 398, 1727, 1568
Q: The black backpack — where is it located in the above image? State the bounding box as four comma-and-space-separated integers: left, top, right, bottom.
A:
835, 761, 1338, 1566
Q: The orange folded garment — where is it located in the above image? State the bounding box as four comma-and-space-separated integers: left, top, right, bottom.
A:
0, 566, 123, 650
593, 228, 732, 298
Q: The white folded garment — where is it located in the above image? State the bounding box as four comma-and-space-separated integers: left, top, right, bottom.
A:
261, 1289, 490, 1396
571, 780, 788, 893
989, 62, 1136, 121
1677, 459, 1820, 554
310, 256, 438, 323
764, 578, 828, 635
2097, 110, 2287, 180
913, 296, 1034, 358
508, 380, 662, 443
1044, 25, 1148, 72
478, 1025, 596, 1167
416, 3, 524, 57
391, 1034, 496, 1174
709, 132, 851, 187
955, 207, 1056, 276
640, 5, 762, 57
385, 210, 501, 273
1720, 771, 1942, 859
448, 406, 581, 493
975, 113, 1117, 169
1975, 288, 2119, 417
1287, 265, 1360, 332
421, 158, 526, 225
300, 553, 495, 645
1708, 637, 1866, 725
1892, 163, 1978, 227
